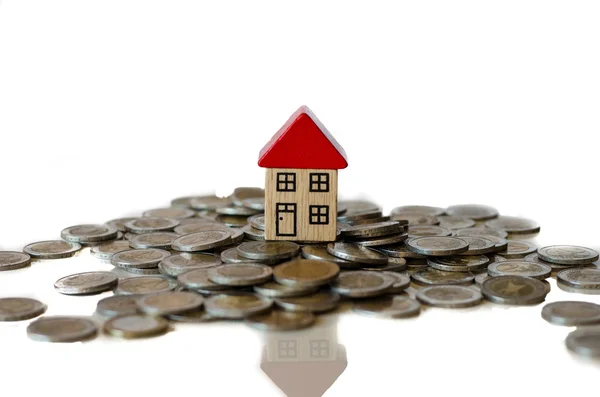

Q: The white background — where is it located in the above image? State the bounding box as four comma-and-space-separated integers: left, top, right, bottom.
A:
1, 1, 600, 396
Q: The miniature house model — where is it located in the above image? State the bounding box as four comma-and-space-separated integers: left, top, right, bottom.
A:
258, 106, 348, 242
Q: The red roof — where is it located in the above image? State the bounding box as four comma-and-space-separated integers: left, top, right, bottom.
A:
258, 106, 348, 169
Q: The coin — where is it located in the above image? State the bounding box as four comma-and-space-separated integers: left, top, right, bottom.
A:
159, 252, 221, 277
54, 271, 118, 295
231, 187, 264, 206
216, 205, 260, 216
541, 301, 600, 326
337, 201, 382, 222
90, 241, 131, 260
124, 217, 180, 234
246, 310, 315, 331
104, 314, 169, 338
353, 296, 420, 318
557, 268, 600, 289
524, 253, 581, 271
474, 272, 490, 286
189, 195, 233, 211
115, 275, 178, 295
61, 224, 119, 243
407, 236, 469, 256
331, 271, 394, 298
215, 214, 248, 227
106, 217, 138, 232
487, 260, 551, 280
174, 222, 230, 235
445, 204, 499, 221
407, 225, 453, 238
248, 214, 265, 231
166, 310, 216, 323
0, 298, 47, 321
412, 268, 474, 286
458, 236, 496, 255
300, 245, 359, 268
478, 235, 508, 252
484, 216, 540, 235
237, 241, 300, 261
221, 247, 261, 264
0, 251, 31, 271
176, 268, 229, 291
273, 259, 340, 287
375, 243, 426, 259
241, 197, 265, 211
342, 221, 403, 239
27, 316, 98, 343
455, 227, 508, 239
253, 281, 318, 298
170, 195, 200, 208
275, 291, 340, 313
120, 267, 162, 275
416, 286, 483, 308
208, 263, 273, 286
352, 233, 408, 247
437, 215, 476, 230
204, 293, 273, 319
243, 226, 266, 241
362, 260, 408, 272
346, 216, 393, 226
127, 232, 178, 250
380, 271, 410, 294
172, 230, 232, 252
143, 207, 195, 219
23, 240, 82, 259
427, 255, 490, 272
538, 245, 599, 265
327, 242, 388, 265
391, 205, 445, 217
566, 327, 600, 357
137, 291, 204, 316
481, 276, 548, 305
501, 240, 537, 259
390, 214, 439, 226
96, 295, 141, 317
111, 249, 171, 269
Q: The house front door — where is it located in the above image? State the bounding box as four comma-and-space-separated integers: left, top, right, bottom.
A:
276, 203, 297, 237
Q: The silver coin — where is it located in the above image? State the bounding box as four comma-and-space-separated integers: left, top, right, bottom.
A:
484, 216, 540, 235
104, 314, 169, 339
204, 293, 273, 319
27, 316, 98, 343
231, 187, 264, 206
241, 197, 265, 211
0, 251, 31, 271
391, 205, 445, 217
538, 245, 599, 265
174, 222, 230, 235
237, 241, 300, 261
170, 195, 200, 208
407, 236, 469, 256
437, 215, 476, 230
407, 225, 453, 238
158, 252, 221, 277
474, 272, 490, 286
176, 268, 230, 291
380, 271, 411, 293
275, 291, 340, 313
253, 281, 318, 298
61, 224, 118, 243
246, 310, 315, 331
375, 243, 426, 259
337, 200, 382, 222
566, 327, 600, 357
488, 260, 551, 280
501, 240, 537, 259
216, 205, 261, 216
412, 268, 474, 286
416, 285, 482, 308
331, 271, 395, 298
106, 217, 138, 233
341, 221, 403, 239
143, 207, 195, 219
96, 295, 141, 317
124, 217, 180, 234
273, 259, 340, 287
120, 267, 162, 275
137, 291, 204, 316
208, 263, 273, 286
242, 225, 266, 241
54, 271, 118, 295
477, 235, 508, 252
481, 275, 548, 305
90, 241, 131, 260
458, 236, 496, 255
390, 214, 439, 226
300, 245, 360, 268
542, 301, 600, 326
345, 216, 393, 226
352, 233, 408, 247
557, 268, 600, 289
221, 247, 261, 264
523, 253, 580, 271
427, 255, 490, 272
353, 295, 420, 318
111, 249, 171, 269
445, 204, 499, 221
166, 310, 216, 323
215, 214, 248, 228
0, 298, 47, 321
361, 259, 407, 272
114, 275, 178, 295
455, 227, 508, 239
128, 232, 179, 249
23, 240, 82, 259
327, 242, 388, 265
172, 230, 232, 252
189, 195, 233, 211
248, 214, 265, 231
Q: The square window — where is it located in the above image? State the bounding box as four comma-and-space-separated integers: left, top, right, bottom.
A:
309, 205, 329, 225
278, 340, 297, 359
309, 173, 329, 192
310, 340, 330, 358
277, 173, 296, 192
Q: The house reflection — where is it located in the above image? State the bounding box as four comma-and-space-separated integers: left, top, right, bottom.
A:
260, 314, 347, 397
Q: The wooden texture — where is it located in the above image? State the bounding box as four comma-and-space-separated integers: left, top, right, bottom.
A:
265, 168, 337, 242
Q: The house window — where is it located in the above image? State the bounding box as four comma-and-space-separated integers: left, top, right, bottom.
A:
309, 205, 329, 225
310, 340, 330, 358
309, 173, 329, 192
277, 172, 296, 192
278, 340, 297, 359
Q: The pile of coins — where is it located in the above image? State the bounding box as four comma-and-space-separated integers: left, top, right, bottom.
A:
2, 191, 600, 357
